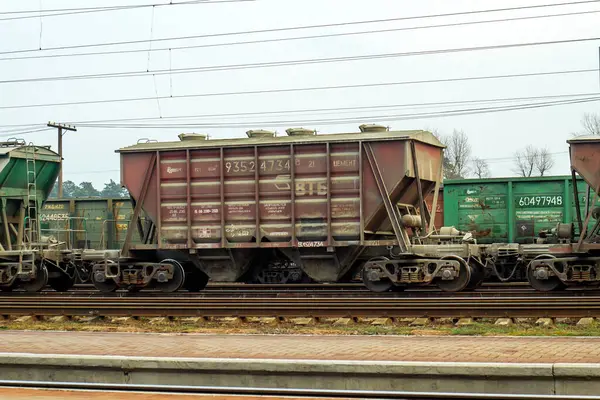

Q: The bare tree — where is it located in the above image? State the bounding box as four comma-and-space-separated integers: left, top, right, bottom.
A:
440, 129, 471, 179
471, 157, 491, 178
513, 145, 554, 177
427, 127, 473, 179
535, 147, 554, 176
581, 113, 600, 136
514, 145, 538, 177
571, 113, 600, 137
428, 127, 455, 179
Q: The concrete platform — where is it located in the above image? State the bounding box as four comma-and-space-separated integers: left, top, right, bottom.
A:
0, 388, 337, 399
0, 331, 598, 363
0, 332, 598, 396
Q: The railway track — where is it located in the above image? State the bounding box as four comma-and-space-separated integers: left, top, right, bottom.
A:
19, 281, 600, 298
1, 294, 600, 318
66, 281, 532, 291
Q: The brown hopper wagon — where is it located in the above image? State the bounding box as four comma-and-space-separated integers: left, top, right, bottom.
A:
98, 124, 484, 293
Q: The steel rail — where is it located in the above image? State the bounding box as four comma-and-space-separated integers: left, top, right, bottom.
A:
1, 380, 599, 399
14, 288, 586, 298
1, 295, 600, 318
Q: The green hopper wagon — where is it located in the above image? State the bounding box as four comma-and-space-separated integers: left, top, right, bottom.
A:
0, 139, 62, 291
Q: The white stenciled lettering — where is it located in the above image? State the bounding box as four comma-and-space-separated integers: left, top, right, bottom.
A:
164, 205, 186, 221
295, 181, 327, 196
333, 159, 356, 168
43, 204, 66, 210
264, 202, 287, 215
40, 213, 69, 222
269, 231, 289, 237
167, 166, 183, 174
297, 241, 325, 248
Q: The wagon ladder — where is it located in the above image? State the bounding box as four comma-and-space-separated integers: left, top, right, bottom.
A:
24, 144, 39, 248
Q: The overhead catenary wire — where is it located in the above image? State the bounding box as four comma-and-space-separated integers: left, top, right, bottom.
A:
3, 9, 600, 62
4, 92, 597, 131
2, 37, 599, 85
67, 96, 600, 129
0, 127, 54, 137
1, 91, 598, 131
1, 91, 598, 130
0, 67, 596, 111
484, 151, 569, 164
0, 124, 46, 131
1, 0, 599, 55
0, 0, 254, 21
60, 91, 600, 125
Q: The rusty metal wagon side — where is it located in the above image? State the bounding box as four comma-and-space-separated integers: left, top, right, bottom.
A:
101, 124, 488, 293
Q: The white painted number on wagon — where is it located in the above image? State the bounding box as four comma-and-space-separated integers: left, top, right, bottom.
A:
517, 196, 563, 207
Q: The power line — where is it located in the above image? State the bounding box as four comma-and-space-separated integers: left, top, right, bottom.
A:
0, 0, 254, 21
2, 37, 600, 85
0, 124, 45, 132
2, 0, 599, 55
0, 0, 198, 14
485, 151, 569, 164
1, 91, 597, 130
6, 94, 596, 132
0, 67, 596, 111
2, 9, 599, 62
63, 91, 600, 125
70, 96, 600, 129
0, 128, 53, 137
64, 169, 120, 175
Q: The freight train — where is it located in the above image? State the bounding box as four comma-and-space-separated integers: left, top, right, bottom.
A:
39, 176, 599, 288
39, 176, 594, 286
1, 127, 599, 293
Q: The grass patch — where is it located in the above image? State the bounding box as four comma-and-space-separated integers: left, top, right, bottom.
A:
0, 318, 600, 336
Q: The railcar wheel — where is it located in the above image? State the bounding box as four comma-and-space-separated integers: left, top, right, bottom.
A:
48, 273, 76, 292
91, 262, 118, 293
436, 255, 471, 292
527, 255, 566, 292
183, 267, 209, 292
22, 263, 48, 293
465, 261, 485, 290
362, 257, 394, 293
156, 259, 185, 293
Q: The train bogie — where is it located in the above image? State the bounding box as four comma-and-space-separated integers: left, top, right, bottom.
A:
85, 251, 191, 293
360, 227, 487, 292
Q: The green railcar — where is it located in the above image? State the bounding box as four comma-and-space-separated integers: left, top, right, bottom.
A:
40, 197, 143, 250
443, 175, 599, 244
0, 140, 62, 291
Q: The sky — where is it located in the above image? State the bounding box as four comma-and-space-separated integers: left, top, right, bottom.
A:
0, 0, 599, 188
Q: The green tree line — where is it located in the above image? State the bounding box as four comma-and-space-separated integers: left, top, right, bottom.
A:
49, 179, 129, 198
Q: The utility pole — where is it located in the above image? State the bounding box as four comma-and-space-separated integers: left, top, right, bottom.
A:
46, 122, 77, 198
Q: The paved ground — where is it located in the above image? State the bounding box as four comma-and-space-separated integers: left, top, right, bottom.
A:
0, 331, 599, 363
0, 388, 341, 400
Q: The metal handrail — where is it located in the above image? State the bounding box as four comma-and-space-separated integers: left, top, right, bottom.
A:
40, 228, 88, 249
99, 219, 131, 250
39, 216, 89, 249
